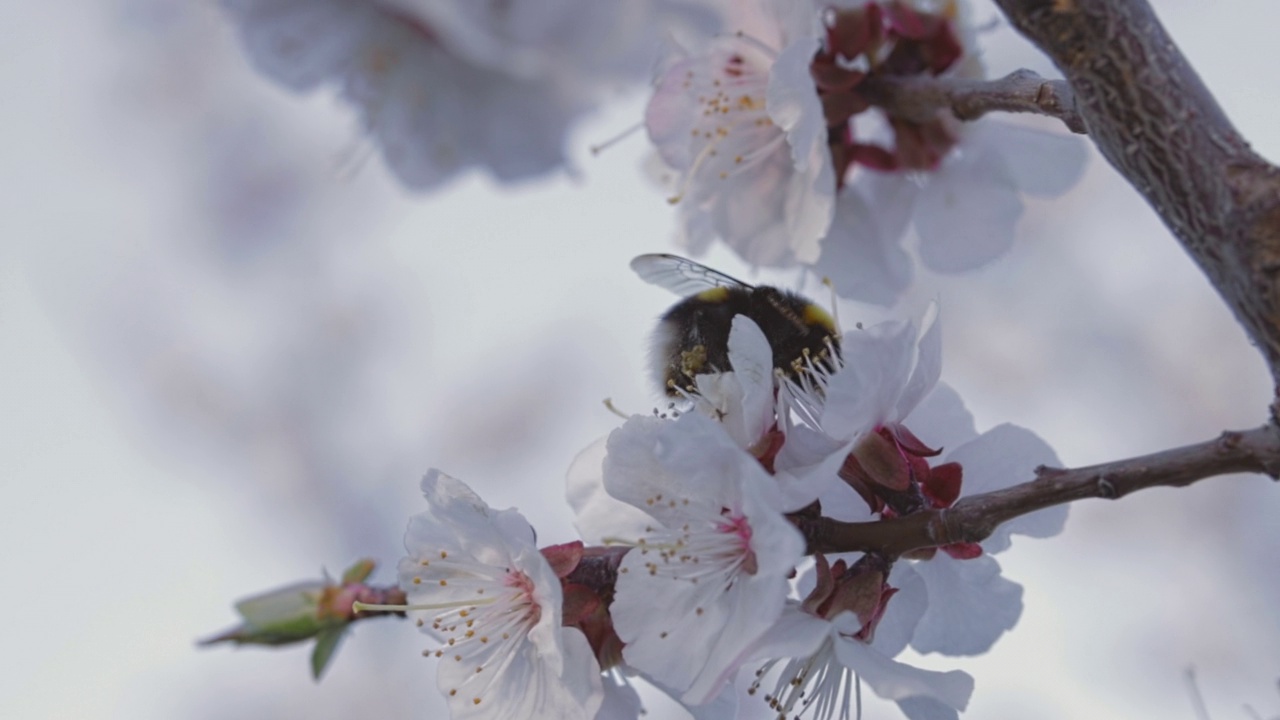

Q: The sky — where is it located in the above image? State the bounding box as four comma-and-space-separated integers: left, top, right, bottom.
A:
1, 1, 1278, 719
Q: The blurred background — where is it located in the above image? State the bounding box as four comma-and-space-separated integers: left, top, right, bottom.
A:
1, 1, 1277, 718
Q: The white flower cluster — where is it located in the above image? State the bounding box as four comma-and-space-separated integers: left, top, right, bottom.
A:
402, 308, 1067, 720
220, 0, 1088, 307
646, 0, 1089, 306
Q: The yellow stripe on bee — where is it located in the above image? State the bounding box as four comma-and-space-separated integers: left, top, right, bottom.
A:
803, 303, 837, 333
694, 287, 732, 302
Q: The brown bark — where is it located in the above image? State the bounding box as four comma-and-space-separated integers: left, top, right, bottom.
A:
990, 0, 1280, 404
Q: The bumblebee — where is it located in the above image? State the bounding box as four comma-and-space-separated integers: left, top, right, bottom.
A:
631, 254, 841, 397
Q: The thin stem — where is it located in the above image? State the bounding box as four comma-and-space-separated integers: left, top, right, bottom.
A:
859, 70, 1086, 133
793, 424, 1280, 557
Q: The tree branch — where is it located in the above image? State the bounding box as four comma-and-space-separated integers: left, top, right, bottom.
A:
860, 69, 1087, 134
989, 0, 1280, 398
794, 424, 1280, 557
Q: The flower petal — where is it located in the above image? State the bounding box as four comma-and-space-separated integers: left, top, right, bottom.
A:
900, 383, 977, 455
913, 144, 1023, 273
894, 303, 941, 421
944, 423, 1067, 553
975, 121, 1089, 198
833, 630, 974, 710
909, 553, 1022, 656
816, 189, 914, 307
566, 436, 652, 546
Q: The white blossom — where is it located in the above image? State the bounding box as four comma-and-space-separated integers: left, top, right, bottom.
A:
399, 470, 603, 720
223, 0, 719, 189
602, 412, 805, 704
648, 0, 835, 266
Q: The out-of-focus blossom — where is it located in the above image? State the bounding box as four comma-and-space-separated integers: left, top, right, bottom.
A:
815, 0, 1087, 305
647, 0, 835, 265
222, 0, 719, 188
646, 0, 1087, 305
820, 118, 1088, 305
399, 470, 604, 720
601, 412, 805, 704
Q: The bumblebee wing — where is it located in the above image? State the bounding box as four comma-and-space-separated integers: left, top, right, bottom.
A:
630, 254, 754, 296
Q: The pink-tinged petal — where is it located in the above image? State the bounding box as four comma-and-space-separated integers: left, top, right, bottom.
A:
901, 383, 978, 454
909, 553, 1022, 657
682, 469, 805, 703
604, 413, 803, 703
647, 1, 834, 268
945, 424, 1068, 553
816, 188, 914, 307
913, 146, 1024, 273
832, 629, 974, 710
403, 471, 604, 720
646, 53, 702, 169
566, 436, 652, 546
974, 121, 1089, 198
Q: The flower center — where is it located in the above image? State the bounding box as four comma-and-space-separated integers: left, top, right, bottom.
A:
752, 636, 860, 720
669, 33, 789, 203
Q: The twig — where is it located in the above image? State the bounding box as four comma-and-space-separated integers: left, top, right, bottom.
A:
990, 0, 1280, 395
794, 424, 1280, 557
860, 69, 1087, 133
